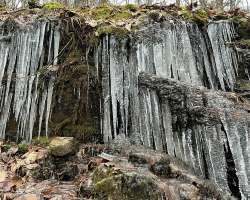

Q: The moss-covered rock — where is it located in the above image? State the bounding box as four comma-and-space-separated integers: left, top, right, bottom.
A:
17, 143, 29, 154
2, 143, 12, 152
91, 166, 161, 200
32, 136, 50, 147
95, 25, 129, 37
49, 137, 77, 156
150, 158, 171, 178
42, 1, 64, 9
234, 17, 250, 40
236, 39, 250, 49
178, 6, 193, 20
236, 80, 250, 91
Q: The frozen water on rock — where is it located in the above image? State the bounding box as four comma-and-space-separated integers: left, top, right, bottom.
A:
0, 20, 60, 142
99, 20, 238, 143
207, 21, 238, 91
99, 20, 250, 197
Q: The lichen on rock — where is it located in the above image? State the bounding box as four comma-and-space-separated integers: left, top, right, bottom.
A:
49, 137, 77, 156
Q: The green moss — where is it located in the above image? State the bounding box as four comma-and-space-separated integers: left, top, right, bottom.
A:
71, 124, 97, 135
233, 17, 250, 39
148, 11, 161, 21
86, 34, 99, 47
195, 9, 208, 18
125, 4, 138, 12
80, 5, 133, 21
38, 66, 49, 77
0, 4, 6, 11
96, 26, 128, 37
66, 49, 82, 62
92, 168, 160, 200
42, 1, 64, 9
232, 15, 244, 23
193, 9, 208, 21
179, 6, 193, 20
18, 143, 29, 154
112, 11, 132, 20
2, 144, 11, 152
58, 120, 98, 141
192, 9, 209, 24
237, 80, 250, 90
92, 166, 115, 184
29, 0, 37, 4
51, 118, 72, 134
237, 39, 250, 48
32, 136, 50, 147
89, 6, 111, 20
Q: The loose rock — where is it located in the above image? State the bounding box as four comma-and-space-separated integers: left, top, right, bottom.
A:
49, 137, 76, 157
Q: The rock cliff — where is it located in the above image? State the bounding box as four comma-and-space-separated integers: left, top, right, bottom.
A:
0, 5, 249, 199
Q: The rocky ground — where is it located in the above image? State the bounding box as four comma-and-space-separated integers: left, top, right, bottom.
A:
0, 137, 235, 200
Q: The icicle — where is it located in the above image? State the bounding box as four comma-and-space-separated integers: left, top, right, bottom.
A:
207, 21, 238, 91
99, 19, 243, 196
100, 19, 239, 148
161, 99, 174, 155
0, 20, 59, 142
38, 84, 47, 138
220, 113, 250, 198
53, 23, 60, 65
45, 79, 54, 137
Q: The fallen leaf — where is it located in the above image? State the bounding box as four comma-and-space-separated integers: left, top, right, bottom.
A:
0, 181, 16, 192
11, 160, 25, 173
0, 169, 7, 182
7, 147, 18, 155
1, 152, 10, 163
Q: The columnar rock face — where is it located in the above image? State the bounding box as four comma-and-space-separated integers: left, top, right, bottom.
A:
98, 20, 250, 198
0, 19, 60, 142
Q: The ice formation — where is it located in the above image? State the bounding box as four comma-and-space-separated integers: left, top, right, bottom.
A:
98, 20, 250, 198
0, 20, 60, 142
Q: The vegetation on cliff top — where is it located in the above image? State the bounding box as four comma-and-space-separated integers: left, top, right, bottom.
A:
0, 3, 248, 37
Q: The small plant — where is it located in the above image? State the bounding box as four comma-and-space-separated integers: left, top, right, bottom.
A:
238, 39, 250, 48
18, 143, 29, 154
42, 1, 63, 9
125, 4, 137, 12
92, 166, 114, 184
195, 9, 208, 18
2, 144, 11, 152
179, 6, 193, 20
32, 136, 50, 147
96, 26, 129, 37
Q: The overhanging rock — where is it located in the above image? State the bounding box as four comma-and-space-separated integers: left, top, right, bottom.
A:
138, 72, 250, 198
98, 19, 250, 197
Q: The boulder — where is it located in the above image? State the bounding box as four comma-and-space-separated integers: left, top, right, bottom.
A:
91, 166, 161, 200
49, 137, 76, 157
